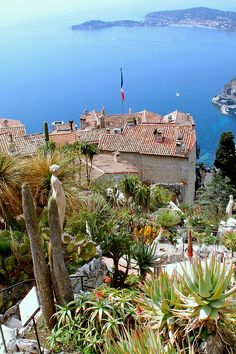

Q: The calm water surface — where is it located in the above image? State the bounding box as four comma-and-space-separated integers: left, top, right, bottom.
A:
1, 15, 236, 163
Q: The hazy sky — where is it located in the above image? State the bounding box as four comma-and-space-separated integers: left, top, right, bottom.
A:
1, 0, 236, 27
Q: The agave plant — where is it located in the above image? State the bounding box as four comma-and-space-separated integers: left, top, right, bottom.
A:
174, 253, 236, 321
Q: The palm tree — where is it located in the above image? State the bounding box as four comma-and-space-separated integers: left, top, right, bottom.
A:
0, 153, 25, 223
79, 142, 98, 187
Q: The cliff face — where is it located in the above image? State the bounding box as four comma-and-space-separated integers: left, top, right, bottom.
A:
212, 78, 236, 115
222, 78, 236, 98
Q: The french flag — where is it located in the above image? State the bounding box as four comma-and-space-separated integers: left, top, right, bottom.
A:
120, 68, 125, 101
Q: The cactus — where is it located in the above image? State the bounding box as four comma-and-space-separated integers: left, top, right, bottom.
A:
63, 233, 97, 263
44, 121, 49, 142
48, 197, 74, 305
22, 183, 55, 330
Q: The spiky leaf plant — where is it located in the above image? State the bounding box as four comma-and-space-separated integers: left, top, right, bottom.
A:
155, 209, 181, 229
132, 241, 160, 280
174, 253, 236, 321
104, 328, 179, 354
222, 230, 236, 257
0, 153, 25, 220
22, 151, 81, 211
141, 270, 181, 333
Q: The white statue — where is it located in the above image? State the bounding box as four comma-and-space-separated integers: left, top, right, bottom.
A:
50, 164, 66, 230
226, 195, 234, 218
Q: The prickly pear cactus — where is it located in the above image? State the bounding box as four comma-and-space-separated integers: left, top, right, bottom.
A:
62, 233, 97, 262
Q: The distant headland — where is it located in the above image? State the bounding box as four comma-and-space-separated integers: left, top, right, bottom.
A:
72, 7, 236, 32
212, 79, 236, 116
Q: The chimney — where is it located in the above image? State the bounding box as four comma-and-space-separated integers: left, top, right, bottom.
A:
69, 120, 73, 131
168, 115, 172, 122
153, 129, 164, 143
3, 119, 8, 126
101, 106, 106, 116
113, 151, 120, 163
100, 115, 106, 128
128, 108, 132, 114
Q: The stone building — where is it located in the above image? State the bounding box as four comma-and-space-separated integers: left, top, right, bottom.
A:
79, 109, 196, 203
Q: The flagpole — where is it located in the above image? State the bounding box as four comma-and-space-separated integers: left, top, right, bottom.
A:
120, 68, 125, 115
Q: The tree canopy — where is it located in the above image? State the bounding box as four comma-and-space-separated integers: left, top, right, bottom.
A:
214, 132, 236, 185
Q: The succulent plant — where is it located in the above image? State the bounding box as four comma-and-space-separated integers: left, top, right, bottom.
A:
174, 252, 236, 321
141, 270, 181, 332
62, 233, 97, 262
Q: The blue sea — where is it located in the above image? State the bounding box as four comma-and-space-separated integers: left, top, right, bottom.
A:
1, 12, 236, 164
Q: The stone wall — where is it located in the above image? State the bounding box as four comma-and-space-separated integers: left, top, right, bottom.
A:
118, 151, 196, 203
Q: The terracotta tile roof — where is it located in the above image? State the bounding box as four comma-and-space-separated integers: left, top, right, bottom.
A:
163, 110, 194, 125
99, 124, 196, 158
80, 110, 163, 130
0, 133, 45, 156
0, 133, 10, 154
13, 134, 45, 156
80, 111, 100, 130
0, 119, 26, 136
92, 154, 139, 175
52, 121, 77, 132
77, 129, 105, 143
0, 118, 24, 128
49, 131, 78, 146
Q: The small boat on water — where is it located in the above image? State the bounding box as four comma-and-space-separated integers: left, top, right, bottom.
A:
176, 91, 180, 97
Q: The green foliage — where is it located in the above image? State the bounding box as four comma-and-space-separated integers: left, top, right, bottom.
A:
43, 121, 49, 142
104, 328, 177, 354
132, 241, 160, 280
214, 132, 236, 185
222, 231, 236, 256
175, 253, 236, 321
196, 170, 236, 219
141, 270, 180, 331
188, 214, 208, 232
63, 233, 97, 264
0, 230, 12, 254
202, 234, 218, 246
155, 208, 181, 229
120, 175, 141, 198
80, 141, 98, 186
149, 185, 173, 211
134, 184, 150, 209
48, 288, 139, 353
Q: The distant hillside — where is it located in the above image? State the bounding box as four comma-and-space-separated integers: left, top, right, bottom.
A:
72, 7, 236, 32
145, 7, 236, 31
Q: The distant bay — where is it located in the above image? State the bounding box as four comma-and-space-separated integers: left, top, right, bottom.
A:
1, 17, 236, 164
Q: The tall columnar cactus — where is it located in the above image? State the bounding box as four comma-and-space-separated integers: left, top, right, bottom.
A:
48, 197, 74, 305
22, 183, 55, 329
44, 121, 49, 142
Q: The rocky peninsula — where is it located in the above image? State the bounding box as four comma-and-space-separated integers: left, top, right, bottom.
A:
212, 78, 236, 116
72, 7, 236, 32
